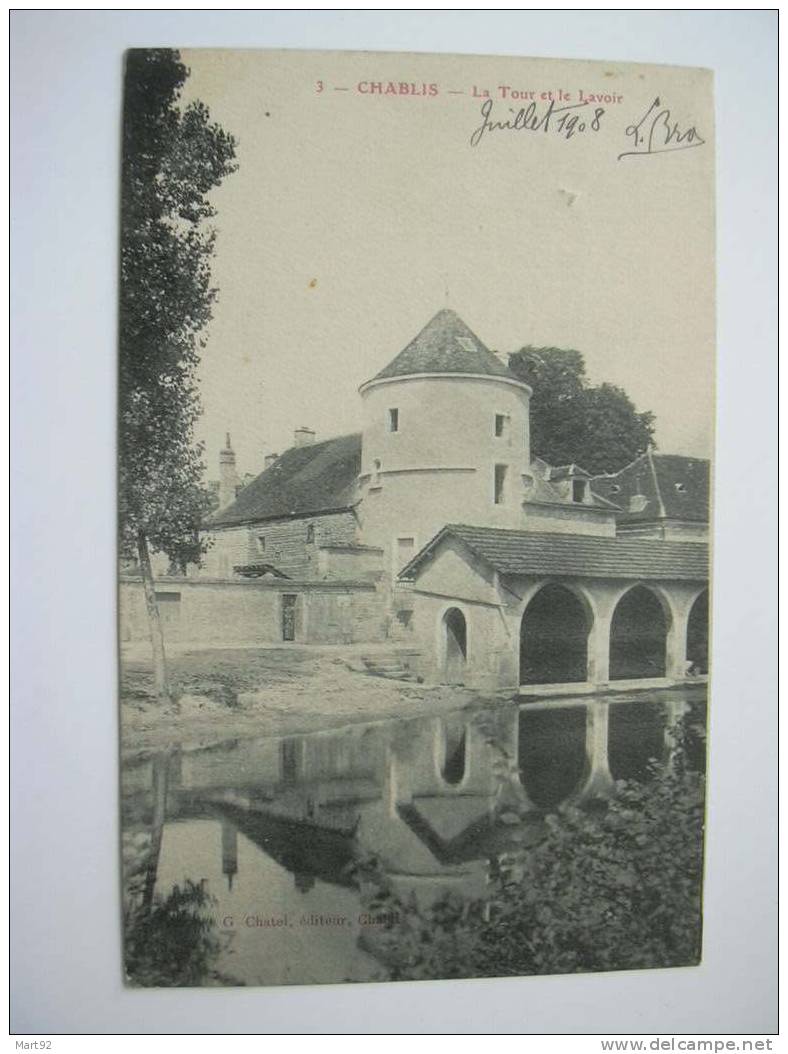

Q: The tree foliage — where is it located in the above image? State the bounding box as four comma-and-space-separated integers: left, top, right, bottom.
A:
124, 879, 239, 987
508, 346, 656, 475
119, 49, 238, 567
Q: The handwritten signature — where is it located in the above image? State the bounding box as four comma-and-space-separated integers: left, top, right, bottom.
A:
470, 97, 604, 147
618, 97, 705, 160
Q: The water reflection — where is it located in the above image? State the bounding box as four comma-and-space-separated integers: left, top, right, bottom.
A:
121, 687, 706, 986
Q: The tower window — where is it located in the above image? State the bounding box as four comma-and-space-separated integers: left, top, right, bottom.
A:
572, 480, 587, 503
494, 414, 507, 438
494, 464, 507, 505
388, 408, 399, 432
396, 536, 416, 573
305, 524, 315, 544
256, 534, 266, 553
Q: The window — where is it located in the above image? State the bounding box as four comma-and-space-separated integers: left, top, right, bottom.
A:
494, 464, 507, 505
572, 479, 587, 503
305, 524, 315, 544
155, 591, 181, 626
256, 534, 266, 553
371, 458, 382, 486
494, 413, 507, 438
396, 536, 416, 573
388, 408, 399, 432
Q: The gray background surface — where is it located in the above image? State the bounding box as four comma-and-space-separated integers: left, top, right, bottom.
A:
10, 9, 777, 1035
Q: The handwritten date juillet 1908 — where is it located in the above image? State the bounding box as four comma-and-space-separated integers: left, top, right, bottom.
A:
469, 95, 705, 161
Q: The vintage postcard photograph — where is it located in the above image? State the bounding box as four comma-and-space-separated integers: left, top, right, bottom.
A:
119, 48, 713, 988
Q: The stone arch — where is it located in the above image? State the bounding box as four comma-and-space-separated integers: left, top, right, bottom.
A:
686, 589, 709, 674
520, 582, 592, 685
609, 584, 669, 680
440, 606, 468, 685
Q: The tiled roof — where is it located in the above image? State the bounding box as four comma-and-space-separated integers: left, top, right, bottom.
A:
209, 433, 361, 528
400, 524, 708, 581
365, 308, 524, 386
591, 451, 709, 523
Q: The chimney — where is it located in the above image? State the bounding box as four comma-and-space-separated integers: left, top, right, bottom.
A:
294, 427, 316, 448
218, 433, 239, 509
264, 452, 279, 469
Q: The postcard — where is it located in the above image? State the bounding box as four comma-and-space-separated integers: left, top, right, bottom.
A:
119, 48, 713, 987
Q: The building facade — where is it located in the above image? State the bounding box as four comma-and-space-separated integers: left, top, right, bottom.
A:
122, 308, 710, 693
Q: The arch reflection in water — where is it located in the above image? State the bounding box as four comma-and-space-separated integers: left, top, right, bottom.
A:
607, 701, 667, 781
440, 717, 467, 786
121, 687, 706, 986
518, 706, 587, 808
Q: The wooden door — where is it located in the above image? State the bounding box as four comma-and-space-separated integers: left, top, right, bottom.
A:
281, 594, 297, 641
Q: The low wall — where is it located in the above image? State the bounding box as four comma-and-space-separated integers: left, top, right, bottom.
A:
119, 576, 388, 648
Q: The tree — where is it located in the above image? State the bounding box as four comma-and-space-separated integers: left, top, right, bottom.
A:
119, 50, 238, 700
508, 346, 656, 475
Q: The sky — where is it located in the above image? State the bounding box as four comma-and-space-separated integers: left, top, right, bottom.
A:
180, 49, 715, 479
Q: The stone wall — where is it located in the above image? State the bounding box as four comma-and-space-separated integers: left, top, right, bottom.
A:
522, 502, 618, 537
119, 575, 388, 647
616, 519, 709, 543
358, 374, 532, 571
317, 545, 384, 581
200, 510, 360, 579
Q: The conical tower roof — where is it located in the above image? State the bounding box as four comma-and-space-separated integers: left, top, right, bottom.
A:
363, 309, 525, 387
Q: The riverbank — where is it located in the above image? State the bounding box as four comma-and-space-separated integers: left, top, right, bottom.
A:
120, 644, 489, 759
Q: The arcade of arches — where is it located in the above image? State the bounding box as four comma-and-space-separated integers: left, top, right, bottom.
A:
517, 582, 709, 687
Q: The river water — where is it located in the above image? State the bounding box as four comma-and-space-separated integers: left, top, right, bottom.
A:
121, 686, 707, 987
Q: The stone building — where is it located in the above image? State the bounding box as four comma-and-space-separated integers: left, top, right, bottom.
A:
122, 307, 710, 693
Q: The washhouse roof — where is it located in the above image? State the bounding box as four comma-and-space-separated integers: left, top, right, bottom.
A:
399, 524, 709, 582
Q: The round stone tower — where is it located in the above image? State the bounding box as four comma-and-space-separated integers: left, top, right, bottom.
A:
358, 309, 532, 573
